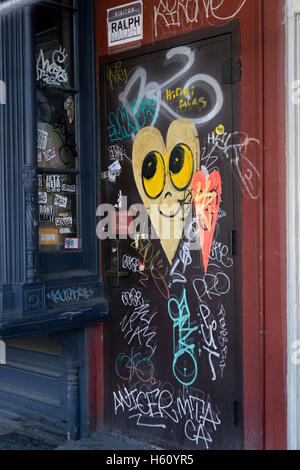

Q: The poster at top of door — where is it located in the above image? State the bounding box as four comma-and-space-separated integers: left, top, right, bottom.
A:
107, 1, 143, 48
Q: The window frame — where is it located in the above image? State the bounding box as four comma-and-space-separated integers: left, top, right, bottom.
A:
34, 0, 100, 277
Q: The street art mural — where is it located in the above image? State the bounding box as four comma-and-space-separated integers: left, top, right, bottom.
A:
132, 118, 200, 264
100, 24, 255, 449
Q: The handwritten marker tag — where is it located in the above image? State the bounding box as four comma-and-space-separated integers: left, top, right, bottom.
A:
192, 169, 222, 273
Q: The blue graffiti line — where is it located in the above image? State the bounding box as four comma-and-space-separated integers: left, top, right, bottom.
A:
108, 97, 157, 142
115, 351, 155, 384
47, 286, 96, 304
168, 288, 198, 387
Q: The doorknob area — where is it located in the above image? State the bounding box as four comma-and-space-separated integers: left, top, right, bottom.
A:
105, 270, 130, 278
105, 239, 130, 288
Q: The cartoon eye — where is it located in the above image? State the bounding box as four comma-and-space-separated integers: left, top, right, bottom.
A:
169, 144, 194, 190
142, 151, 165, 199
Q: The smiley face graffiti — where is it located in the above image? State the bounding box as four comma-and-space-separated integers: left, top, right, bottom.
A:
132, 118, 200, 264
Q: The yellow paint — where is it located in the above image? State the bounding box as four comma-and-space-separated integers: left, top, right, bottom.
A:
39, 228, 58, 245
132, 118, 200, 265
216, 124, 225, 135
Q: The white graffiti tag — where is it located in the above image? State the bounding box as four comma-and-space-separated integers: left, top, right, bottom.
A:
113, 385, 221, 449
36, 46, 68, 86
202, 131, 261, 200
117, 46, 224, 140
154, 0, 247, 36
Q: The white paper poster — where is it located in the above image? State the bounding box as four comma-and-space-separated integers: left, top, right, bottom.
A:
107, 1, 143, 47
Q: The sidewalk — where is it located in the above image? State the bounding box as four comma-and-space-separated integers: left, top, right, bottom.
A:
55, 430, 163, 451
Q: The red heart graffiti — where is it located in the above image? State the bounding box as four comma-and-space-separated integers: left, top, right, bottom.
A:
192, 170, 222, 273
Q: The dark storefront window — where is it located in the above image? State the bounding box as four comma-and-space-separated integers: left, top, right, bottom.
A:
33, 0, 100, 276
36, 3, 79, 253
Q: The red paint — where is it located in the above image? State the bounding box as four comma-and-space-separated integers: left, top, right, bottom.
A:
88, 324, 105, 430
192, 170, 222, 273
262, 0, 287, 450
92, 0, 287, 449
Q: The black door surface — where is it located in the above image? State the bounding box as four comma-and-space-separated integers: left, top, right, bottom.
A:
100, 25, 243, 450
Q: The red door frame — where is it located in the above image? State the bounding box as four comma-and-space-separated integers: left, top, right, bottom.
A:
90, 0, 287, 450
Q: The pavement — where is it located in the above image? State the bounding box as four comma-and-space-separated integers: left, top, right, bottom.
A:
0, 417, 160, 450
55, 430, 162, 451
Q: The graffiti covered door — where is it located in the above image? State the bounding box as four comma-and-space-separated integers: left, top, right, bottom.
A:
100, 24, 243, 450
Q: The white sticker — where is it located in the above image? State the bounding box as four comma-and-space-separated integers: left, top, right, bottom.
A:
107, 1, 143, 47
62, 183, 76, 193
37, 129, 48, 150
59, 228, 72, 234
37, 150, 42, 163
64, 238, 79, 250
54, 194, 68, 208
38, 174, 43, 187
46, 175, 61, 193
108, 172, 117, 183
108, 160, 122, 172
38, 192, 47, 204
39, 205, 54, 223
41, 233, 56, 242
55, 216, 72, 227
43, 147, 57, 162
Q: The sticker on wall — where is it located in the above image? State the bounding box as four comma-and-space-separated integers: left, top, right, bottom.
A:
64, 238, 79, 250
62, 183, 76, 193
39, 205, 54, 224
108, 160, 122, 173
59, 227, 72, 234
39, 228, 58, 245
43, 147, 57, 162
107, 1, 143, 47
38, 174, 43, 187
38, 192, 47, 204
46, 175, 61, 193
37, 129, 48, 150
54, 194, 68, 209
64, 96, 75, 125
55, 216, 72, 228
